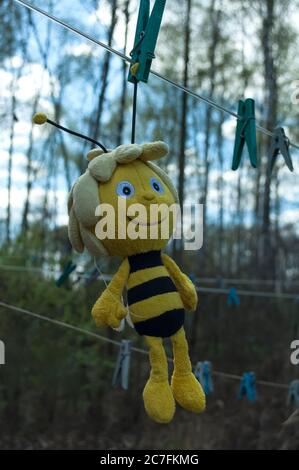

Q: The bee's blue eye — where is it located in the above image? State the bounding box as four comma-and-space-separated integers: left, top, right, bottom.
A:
150, 177, 164, 194
116, 181, 135, 198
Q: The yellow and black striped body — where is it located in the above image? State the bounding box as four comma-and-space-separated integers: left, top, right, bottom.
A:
127, 250, 185, 337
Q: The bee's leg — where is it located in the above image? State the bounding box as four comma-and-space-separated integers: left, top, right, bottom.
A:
170, 327, 206, 413
143, 335, 175, 424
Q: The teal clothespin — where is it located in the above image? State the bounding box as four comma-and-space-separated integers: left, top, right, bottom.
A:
287, 380, 299, 408
269, 127, 293, 173
128, 0, 167, 83
84, 266, 99, 286
238, 371, 257, 402
56, 260, 77, 287
227, 287, 240, 307
232, 98, 257, 170
194, 361, 213, 395
112, 340, 131, 390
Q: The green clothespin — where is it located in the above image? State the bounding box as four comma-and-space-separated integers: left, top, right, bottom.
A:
128, 0, 167, 83
232, 98, 258, 170
269, 127, 294, 173
56, 260, 76, 287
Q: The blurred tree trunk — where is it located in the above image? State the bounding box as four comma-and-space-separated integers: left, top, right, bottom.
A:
21, 95, 40, 235
199, 1, 221, 270
91, 0, 118, 142
216, 109, 225, 276
235, 12, 250, 275
116, 0, 130, 146
58, 134, 72, 191
177, 0, 191, 204
6, 70, 20, 244
273, 166, 281, 279
260, 0, 278, 277
253, 140, 262, 265
54, 91, 72, 191
40, 136, 55, 251
191, 101, 202, 208
235, 170, 243, 273
176, 0, 191, 262
5, 16, 27, 244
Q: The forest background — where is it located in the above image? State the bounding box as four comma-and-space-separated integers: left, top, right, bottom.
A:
0, 0, 299, 449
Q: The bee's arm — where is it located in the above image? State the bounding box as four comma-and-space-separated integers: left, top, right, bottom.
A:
162, 254, 198, 312
91, 258, 130, 328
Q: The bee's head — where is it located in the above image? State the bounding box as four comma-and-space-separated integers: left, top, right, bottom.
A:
68, 142, 179, 257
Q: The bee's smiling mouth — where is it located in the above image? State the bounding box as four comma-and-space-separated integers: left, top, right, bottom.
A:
127, 214, 168, 227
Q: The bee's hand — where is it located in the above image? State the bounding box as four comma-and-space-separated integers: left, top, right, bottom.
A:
179, 275, 198, 312
91, 290, 127, 328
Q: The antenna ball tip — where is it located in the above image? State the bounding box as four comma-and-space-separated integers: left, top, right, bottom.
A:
33, 113, 48, 125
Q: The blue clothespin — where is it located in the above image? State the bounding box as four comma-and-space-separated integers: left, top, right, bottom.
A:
238, 371, 257, 402
287, 380, 299, 408
232, 98, 257, 170
112, 340, 131, 390
227, 287, 240, 307
194, 361, 213, 395
55, 260, 76, 287
188, 273, 196, 283
128, 0, 166, 83
269, 127, 293, 173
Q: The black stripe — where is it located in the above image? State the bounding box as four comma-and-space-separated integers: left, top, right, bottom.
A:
128, 250, 162, 273
127, 276, 177, 305
134, 309, 185, 337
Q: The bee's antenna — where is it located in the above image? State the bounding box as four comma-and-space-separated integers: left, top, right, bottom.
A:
33, 113, 108, 153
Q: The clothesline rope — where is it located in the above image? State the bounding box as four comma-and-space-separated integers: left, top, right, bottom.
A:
197, 286, 299, 301
13, 0, 299, 151
0, 263, 298, 301
0, 260, 297, 285
0, 300, 290, 389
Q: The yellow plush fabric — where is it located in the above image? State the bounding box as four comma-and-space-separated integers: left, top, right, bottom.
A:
33, 112, 47, 124
129, 292, 184, 324
68, 141, 206, 423
91, 259, 129, 328
68, 143, 179, 259
162, 254, 198, 311
126, 265, 166, 289
98, 160, 176, 257
171, 328, 206, 413
143, 335, 175, 424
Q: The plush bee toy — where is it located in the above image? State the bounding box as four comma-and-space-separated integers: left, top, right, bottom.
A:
67, 141, 205, 423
